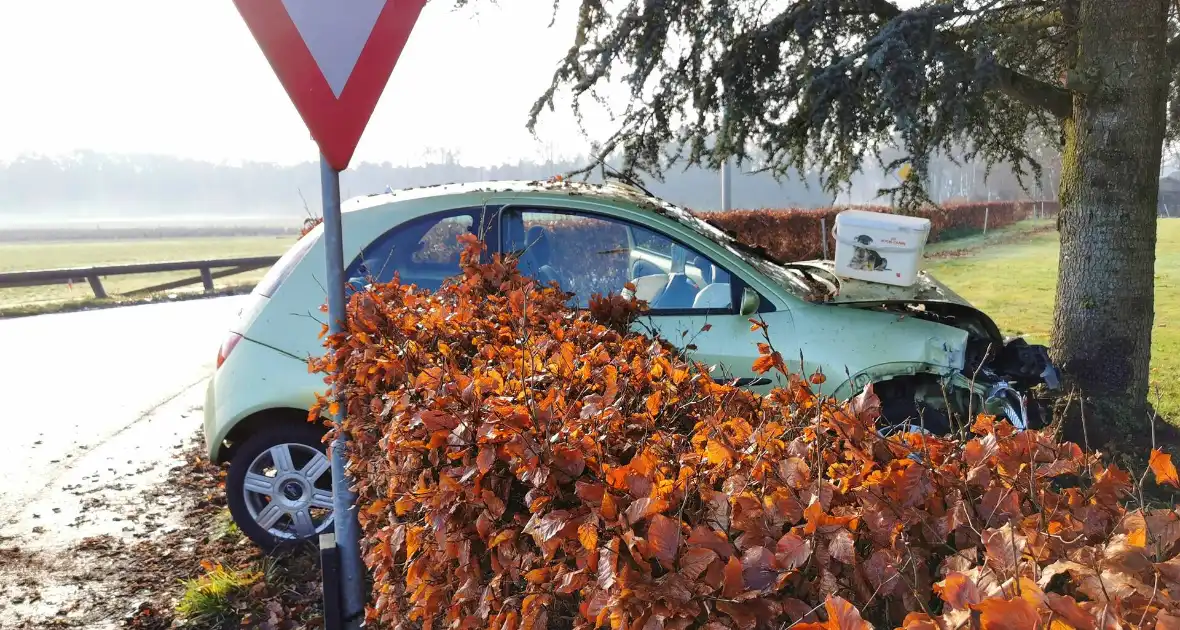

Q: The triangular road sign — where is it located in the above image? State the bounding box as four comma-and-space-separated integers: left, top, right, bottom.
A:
234, 0, 426, 171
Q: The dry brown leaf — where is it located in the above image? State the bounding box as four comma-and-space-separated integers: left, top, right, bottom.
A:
648, 514, 680, 566
1151, 449, 1180, 487
722, 555, 744, 599
974, 597, 1040, 630
935, 572, 982, 610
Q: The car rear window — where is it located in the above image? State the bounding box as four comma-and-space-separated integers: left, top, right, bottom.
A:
255, 231, 319, 298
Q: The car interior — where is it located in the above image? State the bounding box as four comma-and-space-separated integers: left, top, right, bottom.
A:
347, 213, 479, 291
629, 247, 733, 310
501, 209, 734, 311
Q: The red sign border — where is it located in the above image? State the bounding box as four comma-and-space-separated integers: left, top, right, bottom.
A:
233, 0, 425, 171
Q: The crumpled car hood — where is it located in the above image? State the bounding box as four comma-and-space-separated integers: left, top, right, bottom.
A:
783, 260, 1004, 342
786, 260, 975, 307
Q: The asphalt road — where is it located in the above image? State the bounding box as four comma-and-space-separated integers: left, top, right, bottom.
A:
0, 296, 249, 544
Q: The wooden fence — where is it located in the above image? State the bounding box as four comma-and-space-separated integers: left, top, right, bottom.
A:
0, 256, 280, 299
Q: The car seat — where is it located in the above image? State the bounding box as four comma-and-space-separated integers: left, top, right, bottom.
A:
523, 226, 563, 288
692, 283, 732, 309
649, 245, 699, 308
632, 273, 670, 303
654, 273, 698, 308
691, 255, 715, 285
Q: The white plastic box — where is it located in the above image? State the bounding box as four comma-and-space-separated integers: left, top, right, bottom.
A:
832, 209, 931, 287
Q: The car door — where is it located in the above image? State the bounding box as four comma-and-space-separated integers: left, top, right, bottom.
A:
499, 207, 779, 391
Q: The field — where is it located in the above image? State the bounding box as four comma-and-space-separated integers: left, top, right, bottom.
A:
0, 235, 297, 310
927, 219, 1180, 420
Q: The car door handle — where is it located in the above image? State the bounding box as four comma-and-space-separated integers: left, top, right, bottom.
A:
728, 377, 772, 387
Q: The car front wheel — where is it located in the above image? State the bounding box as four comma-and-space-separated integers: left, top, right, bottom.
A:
226, 424, 334, 550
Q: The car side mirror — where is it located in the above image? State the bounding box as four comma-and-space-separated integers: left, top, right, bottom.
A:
739, 287, 761, 316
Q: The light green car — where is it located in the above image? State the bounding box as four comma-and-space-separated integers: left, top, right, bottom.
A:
204, 180, 1059, 549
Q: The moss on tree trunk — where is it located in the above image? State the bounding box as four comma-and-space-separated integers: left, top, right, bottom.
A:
1052, 0, 1170, 451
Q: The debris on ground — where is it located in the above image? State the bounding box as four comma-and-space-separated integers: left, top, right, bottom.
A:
0, 434, 324, 629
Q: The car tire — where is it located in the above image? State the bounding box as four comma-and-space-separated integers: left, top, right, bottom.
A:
879, 395, 952, 436
226, 423, 334, 551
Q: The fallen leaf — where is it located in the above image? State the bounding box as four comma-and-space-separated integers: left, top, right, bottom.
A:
601, 492, 619, 521
705, 440, 737, 467
722, 555, 744, 598
775, 533, 812, 570
556, 570, 588, 594
935, 572, 982, 610
647, 514, 680, 566
477, 447, 496, 474
1045, 594, 1095, 630
679, 547, 717, 580
974, 597, 1039, 630
1157, 611, 1180, 630
900, 613, 938, 630
829, 529, 855, 564
624, 497, 670, 525
794, 596, 871, 630
1151, 449, 1180, 487
579, 522, 598, 551
646, 391, 663, 417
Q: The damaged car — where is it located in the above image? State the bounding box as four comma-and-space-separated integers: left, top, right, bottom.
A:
735, 257, 1061, 434
204, 179, 1060, 548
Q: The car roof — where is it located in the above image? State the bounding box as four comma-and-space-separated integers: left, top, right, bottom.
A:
339, 178, 748, 259
341, 179, 669, 215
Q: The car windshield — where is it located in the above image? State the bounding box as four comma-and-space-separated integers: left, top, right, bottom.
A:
649, 202, 838, 301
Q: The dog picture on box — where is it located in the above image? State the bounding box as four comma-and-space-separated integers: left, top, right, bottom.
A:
849, 234, 889, 271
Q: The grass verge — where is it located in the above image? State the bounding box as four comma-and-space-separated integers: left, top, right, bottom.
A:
0, 283, 256, 318
927, 218, 1180, 420
0, 234, 295, 309
175, 563, 262, 626
923, 217, 1057, 257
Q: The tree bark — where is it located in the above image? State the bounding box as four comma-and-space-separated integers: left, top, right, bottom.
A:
1053, 0, 1170, 450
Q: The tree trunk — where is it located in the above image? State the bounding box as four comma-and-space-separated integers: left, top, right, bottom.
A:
1053, 0, 1170, 451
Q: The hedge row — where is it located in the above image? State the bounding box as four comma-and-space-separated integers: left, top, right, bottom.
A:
300, 199, 1058, 267
699, 200, 1059, 265
312, 236, 1177, 630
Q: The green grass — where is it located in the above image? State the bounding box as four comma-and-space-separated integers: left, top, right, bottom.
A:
175, 563, 260, 626
211, 509, 243, 542
0, 235, 296, 308
927, 219, 1180, 420
923, 218, 1057, 256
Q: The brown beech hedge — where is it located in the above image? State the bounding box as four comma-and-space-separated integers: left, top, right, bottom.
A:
311, 236, 1178, 630
298, 197, 1060, 265
701, 200, 1057, 265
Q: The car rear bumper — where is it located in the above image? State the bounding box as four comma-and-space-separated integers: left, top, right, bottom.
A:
202, 338, 323, 462
202, 376, 221, 460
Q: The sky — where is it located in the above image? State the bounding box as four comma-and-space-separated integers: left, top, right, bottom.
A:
0, 0, 618, 167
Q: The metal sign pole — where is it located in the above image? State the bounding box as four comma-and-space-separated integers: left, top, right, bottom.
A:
320, 156, 365, 628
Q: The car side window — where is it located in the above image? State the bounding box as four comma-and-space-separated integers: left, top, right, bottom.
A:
502, 209, 734, 311
410, 216, 475, 264
348, 211, 478, 292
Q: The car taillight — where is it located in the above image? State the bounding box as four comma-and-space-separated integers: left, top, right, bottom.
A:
217, 332, 244, 369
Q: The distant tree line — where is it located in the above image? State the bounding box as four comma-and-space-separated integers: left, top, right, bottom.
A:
0, 150, 835, 226
0, 145, 1062, 227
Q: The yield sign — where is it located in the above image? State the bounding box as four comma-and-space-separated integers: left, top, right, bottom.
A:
234, 0, 426, 171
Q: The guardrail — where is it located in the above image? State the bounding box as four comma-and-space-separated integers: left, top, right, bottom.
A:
0, 256, 281, 299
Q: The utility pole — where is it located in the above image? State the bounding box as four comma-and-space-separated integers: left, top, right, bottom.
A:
721, 156, 732, 211
720, 103, 732, 211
